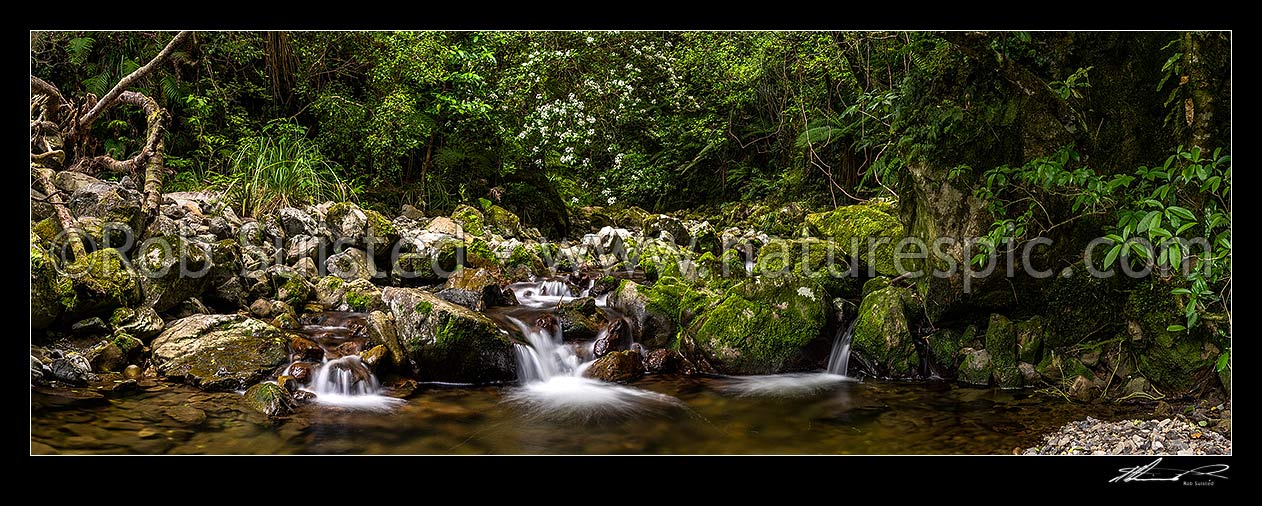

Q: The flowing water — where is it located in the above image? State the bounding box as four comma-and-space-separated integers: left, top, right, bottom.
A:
30, 376, 1151, 454
30, 279, 1152, 454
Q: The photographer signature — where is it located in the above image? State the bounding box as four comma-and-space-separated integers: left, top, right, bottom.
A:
1110, 458, 1229, 483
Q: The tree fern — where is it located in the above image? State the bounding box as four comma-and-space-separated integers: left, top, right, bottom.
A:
67, 36, 94, 66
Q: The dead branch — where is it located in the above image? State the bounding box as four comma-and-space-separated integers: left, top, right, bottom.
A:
78, 31, 190, 129
33, 168, 86, 260
70, 90, 166, 176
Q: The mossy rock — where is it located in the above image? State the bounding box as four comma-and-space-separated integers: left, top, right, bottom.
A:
692, 274, 827, 374
850, 286, 918, 377
925, 327, 963, 373
608, 279, 701, 348
277, 274, 313, 308
1015, 316, 1045, 364
464, 238, 500, 270
150, 314, 289, 391
31, 241, 74, 330
451, 204, 486, 237
632, 238, 692, 282
804, 203, 906, 276
958, 349, 991, 386
243, 382, 292, 417
1124, 281, 1219, 394
984, 314, 1022, 389
755, 238, 859, 298
64, 248, 143, 320
1036, 351, 1095, 385
135, 235, 212, 312
381, 287, 516, 383
486, 205, 523, 238
718, 248, 749, 278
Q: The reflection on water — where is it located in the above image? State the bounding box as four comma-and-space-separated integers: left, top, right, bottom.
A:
31, 375, 1150, 455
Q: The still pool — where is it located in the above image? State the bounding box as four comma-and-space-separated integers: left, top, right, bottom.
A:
31, 374, 1149, 454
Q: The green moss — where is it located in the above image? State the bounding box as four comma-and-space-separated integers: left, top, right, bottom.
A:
718, 248, 747, 278
756, 238, 857, 297
362, 208, 398, 241
1125, 281, 1218, 393
110, 307, 135, 328
346, 291, 371, 311
506, 244, 542, 271
862, 277, 890, 296
111, 332, 141, 355
925, 328, 963, 371
451, 204, 485, 237
692, 275, 827, 374
279, 276, 312, 308
465, 238, 499, 269
984, 314, 1022, 388
804, 204, 906, 276
66, 248, 142, 312
851, 286, 918, 376
486, 205, 521, 236
413, 301, 433, 314
643, 276, 715, 336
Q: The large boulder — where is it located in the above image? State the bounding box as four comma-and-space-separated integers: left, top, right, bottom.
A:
135, 235, 212, 312
1125, 282, 1222, 394
326, 247, 375, 281
755, 238, 860, 297
325, 202, 398, 253
804, 203, 906, 277
278, 207, 320, 238
450, 204, 486, 237
692, 275, 828, 374
150, 314, 289, 391
381, 287, 516, 383
63, 248, 143, 321
850, 286, 919, 377
607, 279, 692, 348
313, 276, 385, 312
64, 176, 144, 235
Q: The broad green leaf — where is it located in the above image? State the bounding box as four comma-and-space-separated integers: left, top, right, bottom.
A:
1166, 325, 1186, 332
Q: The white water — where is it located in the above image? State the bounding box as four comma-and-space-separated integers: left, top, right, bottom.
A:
504, 281, 685, 420
826, 319, 857, 377
508, 279, 578, 309
305, 355, 402, 411
716, 319, 858, 398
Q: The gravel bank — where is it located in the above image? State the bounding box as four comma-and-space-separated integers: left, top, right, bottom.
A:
1023, 416, 1231, 455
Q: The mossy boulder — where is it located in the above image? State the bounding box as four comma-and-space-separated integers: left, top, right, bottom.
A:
485, 205, 524, 238
314, 276, 384, 312
326, 247, 375, 281
1015, 316, 1046, 364
243, 382, 292, 417
276, 274, 313, 308
451, 204, 486, 237
31, 240, 74, 330
607, 279, 694, 348
134, 236, 212, 312
850, 286, 918, 377
692, 274, 827, 374
150, 314, 289, 391
1036, 351, 1095, 384
804, 204, 906, 276
643, 214, 691, 246
583, 350, 644, 383
110, 306, 165, 342
465, 238, 500, 270
924, 327, 963, 372
381, 287, 516, 383
755, 238, 859, 297
984, 314, 1022, 389
64, 248, 143, 321
958, 349, 992, 386
1125, 282, 1219, 394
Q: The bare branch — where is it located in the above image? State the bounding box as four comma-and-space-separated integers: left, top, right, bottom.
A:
78, 31, 191, 129
70, 91, 166, 175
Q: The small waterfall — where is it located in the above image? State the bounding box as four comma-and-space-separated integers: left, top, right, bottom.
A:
311, 355, 380, 397
826, 319, 858, 377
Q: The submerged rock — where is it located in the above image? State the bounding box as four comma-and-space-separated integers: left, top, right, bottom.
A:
150, 314, 288, 391
382, 287, 516, 383
584, 350, 644, 383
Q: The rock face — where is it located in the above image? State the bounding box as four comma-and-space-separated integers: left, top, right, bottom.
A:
381, 287, 516, 383
692, 275, 827, 375
583, 350, 644, 383
150, 314, 289, 391
850, 286, 918, 377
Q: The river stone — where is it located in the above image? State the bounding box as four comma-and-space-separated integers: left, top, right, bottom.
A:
326, 248, 375, 281
584, 350, 644, 383
243, 382, 292, 417
382, 287, 516, 383
136, 235, 212, 312
150, 314, 288, 391
111, 306, 165, 342
49, 351, 96, 385
692, 274, 827, 374
279, 207, 319, 238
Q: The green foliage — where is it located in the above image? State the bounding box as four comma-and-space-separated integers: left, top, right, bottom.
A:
221, 121, 353, 218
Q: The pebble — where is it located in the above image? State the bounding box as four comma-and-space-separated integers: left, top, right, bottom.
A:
1023, 416, 1231, 455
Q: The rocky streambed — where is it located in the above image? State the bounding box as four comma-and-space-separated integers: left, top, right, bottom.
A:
30, 170, 1231, 454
